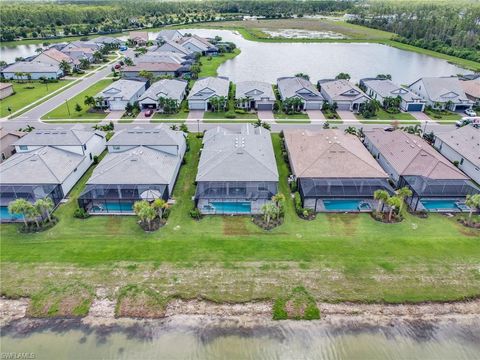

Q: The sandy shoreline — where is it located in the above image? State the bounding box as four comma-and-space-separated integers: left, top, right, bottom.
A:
1, 297, 479, 328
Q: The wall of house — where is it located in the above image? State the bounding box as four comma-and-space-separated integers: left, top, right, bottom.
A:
1, 134, 20, 162
166, 140, 186, 197
60, 156, 92, 196
434, 138, 480, 184
2, 71, 61, 80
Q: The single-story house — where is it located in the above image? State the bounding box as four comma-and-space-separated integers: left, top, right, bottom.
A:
277, 77, 324, 110
360, 78, 426, 112
92, 36, 123, 46
129, 31, 149, 46
459, 78, 480, 106
135, 52, 186, 65
364, 129, 479, 212
408, 77, 474, 111
61, 47, 95, 63
1, 61, 63, 80
0, 127, 25, 162
284, 129, 394, 212
121, 62, 184, 78
35, 48, 78, 69
78, 126, 186, 214
188, 76, 229, 111
0, 128, 106, 222
235, 81, 275, 110
318, 79, 370, 112
62, 41, 102, 51
0, 83, 14, 100
155, 30, 183, 44
95, 79, 147, 111
178, 35, 218, 55
138, 79, 187, 110
434, 125, 480, 184
157, 40, 192, 56
195, 124, 279, 215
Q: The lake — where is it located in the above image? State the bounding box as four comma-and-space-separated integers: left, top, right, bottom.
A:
1, 316, 479, 359
0, 29, 471, 84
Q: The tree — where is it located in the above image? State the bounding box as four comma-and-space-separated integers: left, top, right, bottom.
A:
376, 74, 392, 80
133, 200, 156, 231
387, 196, 402, 222
59, 60, 71, 75
79, 58, 90, 70
294, 73, 310, 80
335, 72, 350, 80
383, 96, 401, 113
138, 70, 153, 81
93, 51, 103, 63
152, 198, 168, 219
465, 194, 480, 224
359, 99, 380, 118
95, 96, 105, 109
34, 197, 54, 223
344, 126, 357, 136
396, 186, 413, 213
124, 57, 134, 66
75, 103, 83, 113
84, 95, 96, 108
8, 198, 31, 227
261, 202, 279, 226
374, 190, 390, 212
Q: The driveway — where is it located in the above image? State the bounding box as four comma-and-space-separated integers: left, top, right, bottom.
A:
136, 110, 151, 121
410, 111, 432, 121
336, 110, 358, 122
306, 110, 325, 122
105, 110, 125, 120
187, 110, 204, 121
258, 110, 274, 121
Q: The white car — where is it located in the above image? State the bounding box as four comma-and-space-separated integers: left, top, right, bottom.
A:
465, 109, 477, 117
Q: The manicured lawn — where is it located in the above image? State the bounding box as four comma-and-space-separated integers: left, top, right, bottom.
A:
275, 119, 311, 124
198, 49, 241, 77
0, 80, 73, 117
1, 134, 479, 305
203, 111, 258, 120
425, 108, 462, 121
274, 111, 309, 120
42, 79, 113, 119
152, 109, 190, 120
356, 109, 417, 121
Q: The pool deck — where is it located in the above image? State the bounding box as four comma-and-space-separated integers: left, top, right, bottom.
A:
309, 199, 380, 213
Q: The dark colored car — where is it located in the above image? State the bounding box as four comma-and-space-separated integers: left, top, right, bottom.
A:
144, 109, 153, 117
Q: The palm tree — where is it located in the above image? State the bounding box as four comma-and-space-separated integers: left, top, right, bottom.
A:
79, 58, 90, 70
387, 196, 402, 222
374, 190, 390, 212
95, 96, 105, 109
152, 198, 168, 219
59, 60, 71, 75
465, 194, 480, 224
133, 200, 156, 231
344, 126, 357, 136
84, 95, 96, 108
335, 72, 351, 80
396, 186, 413, 213
8, 198, 31, 227
261, 202, 279, 225
93, 51, 103, 63
34, 198, 54, 223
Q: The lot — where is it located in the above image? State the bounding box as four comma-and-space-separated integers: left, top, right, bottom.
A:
1, 134, 479, 309
42, 79, 113, 120
198, 48, 241, 77
0, 80, 73, 117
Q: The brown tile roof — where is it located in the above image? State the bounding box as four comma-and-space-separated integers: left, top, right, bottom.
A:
284, 129, 388, 179
130, 31, 148, 41
0, 83, 13, 90
460, 79, 480, 99
123, 62, 181, 72
365, 129, 467, 179
0, 127, 26, 140
42, 48, 73, 63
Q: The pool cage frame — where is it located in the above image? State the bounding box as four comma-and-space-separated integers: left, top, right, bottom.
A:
399, 176, 480, 211
298, 177, 395, 212
78, 184, 168, 214
194, 181, 278, 214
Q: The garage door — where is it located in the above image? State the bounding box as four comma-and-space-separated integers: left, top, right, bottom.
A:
257, 103, 273, 110
455, 105, 470, 111
336, 102, 351, 111
305, 101, 322, 110
188, 101, 205, 110
407, 103, 424, 111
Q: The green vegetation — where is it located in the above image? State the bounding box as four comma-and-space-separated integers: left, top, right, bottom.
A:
203, 111, 257, 120
1, 134, 479, 308
425, 108, 462, 121
274, 111, 309, 120
0, 80, 72, 117
42, 79, 113, 119
116, 284, 167, 318
356, 109, 417, 121
273, 286, 320, 320
198, 49, 241, 78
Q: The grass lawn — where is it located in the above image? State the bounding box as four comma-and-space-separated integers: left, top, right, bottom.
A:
42, 79, 113, 120
203, 111, 258, 120
1, 134, 479, 306
274, 111, 310, 120
275, 119, 311, 124
356, 109, 417, 121
198, 49, 241, 77
0, 80, 73, 117
424, 108, 462, 121
152, 110, 190, 120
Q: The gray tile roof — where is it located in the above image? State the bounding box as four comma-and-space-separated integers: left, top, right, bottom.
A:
2, 61, 61, 74
188, 76, 229, 101
277, 77, 323, 101
319, 79, 369, 102
96, 79, 146, 101
362, 79, 423, 102
158, 40, 191, 55
155, 30, 183, 41
435, 126, 480, 167
87, 146, 179, 185
139, 79, 187, 103
235, 81, 275, 101
196, 124, 278, 182
15, 128, 104, 146
108, 125, 185, 147
409, 77, 473, 103
0, 146, 84, 184
135, 52, 186, 64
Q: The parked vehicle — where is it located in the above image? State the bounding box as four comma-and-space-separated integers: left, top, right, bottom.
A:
456, 117, 480, 128
114, 64, 121, 70
144, 109, 153, 117
384, 127, 395, 132
465, 109, 477, 117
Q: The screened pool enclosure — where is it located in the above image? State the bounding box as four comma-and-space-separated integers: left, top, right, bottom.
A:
78, 184, 168, 214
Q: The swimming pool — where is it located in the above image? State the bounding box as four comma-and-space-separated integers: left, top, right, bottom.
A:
323, 199, 371, 212
0, 206, 23, 222
209, 202, 251, 214
91, 202, 134, 213
420, 199, 461, 212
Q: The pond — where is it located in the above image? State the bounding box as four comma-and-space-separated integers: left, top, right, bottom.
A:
1, 29, 471, 85
1, 317, 479, 359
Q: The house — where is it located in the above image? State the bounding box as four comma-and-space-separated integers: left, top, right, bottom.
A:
61, 47, 95, 63
284, 129, 394, 212
0, 83, 14, 100
434, 125, 480, 184
129, 31, 149, 46
135, 52, 187, 65
277, 77, 324, 110
178, 35, 218, 55
459, 78, 480, 106
360, 78, 426, 112
0, 128, 106, 221
62, 41, 101, 51
188, 76, 229, 111
157, 40, 192, 56
235, 81, 275, 110
121, 62, 183, 79
92, 36, 123, 46
78, 126, 186, 214
0, 127, 25, 162
195, 124, 279, 214
1, 61, 63, 80
408, 77, 474, 111
95, 79, 147, 111
138, 79, 187, 110
318, 79, 370, 112
155, 30, 183, 44
35, 48, 77, 69
363, 129, 479, 212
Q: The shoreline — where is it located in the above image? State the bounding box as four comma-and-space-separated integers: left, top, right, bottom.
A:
2, 297, 479, 328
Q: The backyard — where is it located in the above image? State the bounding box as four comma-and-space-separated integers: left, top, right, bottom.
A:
41, 79, 113, 120
1, 134, 479, 311
0, 80, 73, 117
197, 48, 241, 77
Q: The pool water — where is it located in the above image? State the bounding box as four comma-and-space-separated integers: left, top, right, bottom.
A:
323, 199, 371, 212
420, 199, 460, 211
91, 202, 134, 213
0, 206, 23, 222
210, 202, 251, 214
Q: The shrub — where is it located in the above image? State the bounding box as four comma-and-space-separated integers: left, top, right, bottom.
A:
189, 208, 202, 220
225, 111, 236, 119
93, 155, 99, 164
289, 181, 297, 192
73, 207, 90, 219
235, 109, 246, 114
106, 131, 115, 141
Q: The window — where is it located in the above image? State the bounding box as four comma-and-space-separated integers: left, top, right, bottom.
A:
460, 158, 464, 165
19, 145, 28, 151
83, 144, 87, 150
1, 153, 5, 160
89, 153, 92, 160
113, 146, 120, 150
74, 168, 77, 172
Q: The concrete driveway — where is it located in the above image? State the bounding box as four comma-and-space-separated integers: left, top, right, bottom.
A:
306, 110, 325, 122
136, 110, 151, 121
105, 110, 125, 120
336, 110, 357, 121
410, 112, 432, 121
187, 110, 204, 121
258, 110, 274, 121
